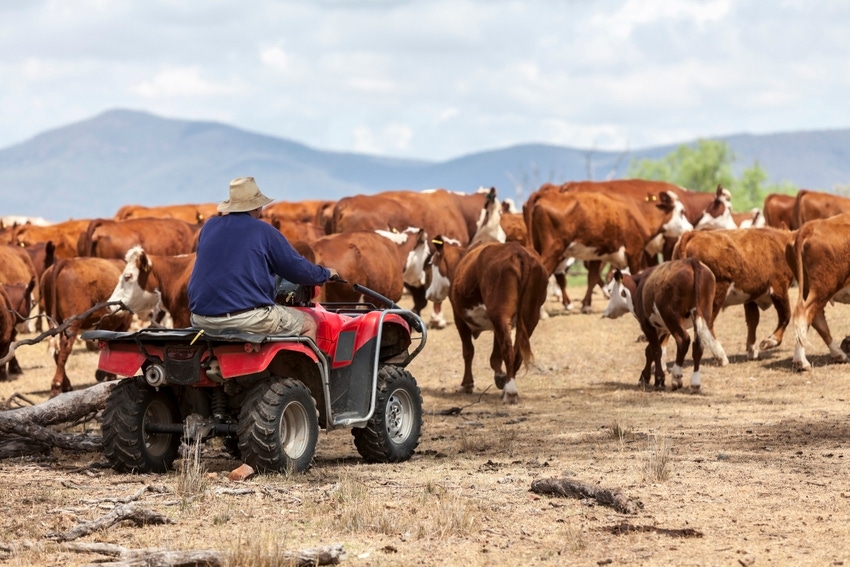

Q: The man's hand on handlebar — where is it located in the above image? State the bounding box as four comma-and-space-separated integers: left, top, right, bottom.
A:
327, 268, 347, 284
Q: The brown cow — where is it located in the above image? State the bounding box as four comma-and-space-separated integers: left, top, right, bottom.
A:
40, 257, 133, 395
12, 219, 91, 259
524, 189, 692, 313
308, 228, 429, 304
793, 189, 850, 228
115, 203, 219, 225
0, 287, 18, 382
331, 188, 491, 328
0, 280, 36, 380
271, 220, 327, 244
763, 193, 797, 230
673, 228, 796, 362
500, 212, 527, 247
526, 180, 696, 311
786, 213, 850, 371
263, 199, 336, 228
603, 258, 727, 391
0, 244, 39, 334
425, 239, 549, 404
106, 247, 197, 328
78, 217, 200, 259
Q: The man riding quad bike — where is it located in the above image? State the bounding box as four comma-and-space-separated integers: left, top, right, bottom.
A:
82, 280, 427, 474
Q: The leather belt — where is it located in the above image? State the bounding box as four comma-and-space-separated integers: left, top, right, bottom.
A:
210, 305, 271, 318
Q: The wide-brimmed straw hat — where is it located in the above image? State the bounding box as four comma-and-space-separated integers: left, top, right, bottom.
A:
218, 177, 274, 213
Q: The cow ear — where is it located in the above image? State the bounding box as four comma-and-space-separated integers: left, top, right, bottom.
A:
657, 191, 674, 210
139, 253, 151, 273
613, 269, 623, 283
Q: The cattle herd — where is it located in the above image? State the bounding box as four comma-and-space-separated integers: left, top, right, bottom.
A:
1, 181, 850, 403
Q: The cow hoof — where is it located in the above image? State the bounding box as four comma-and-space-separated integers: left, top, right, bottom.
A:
671, 380, 683, 391
580, 304, 593, 314
746, 348, 759, 361
689, 385, 701, 394
428, 319, 448, 330
502, 392, 518, 405
456, 384, 474, 394
759, 338, 780, 351
494, 373, 507, 390
791, 361, 811, 372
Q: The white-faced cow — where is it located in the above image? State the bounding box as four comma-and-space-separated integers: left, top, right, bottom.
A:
673, 228, 796, 362
524, 188, 692, 313
786, 213, 850, 371
426, 239, 548, 404
603, 258, 727, 392
107, 246, 197, 328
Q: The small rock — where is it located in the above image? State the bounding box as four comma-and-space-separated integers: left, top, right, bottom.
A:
228, 463, 255, 482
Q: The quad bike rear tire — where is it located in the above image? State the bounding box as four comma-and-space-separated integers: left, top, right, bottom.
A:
102, 378, 181, 473
237, 377, 318, 473
353, 365, 423, 463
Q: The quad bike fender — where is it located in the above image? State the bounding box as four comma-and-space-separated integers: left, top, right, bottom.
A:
95, 341, 150, 377
215, 342, 319, 378
330, 311, 410, 368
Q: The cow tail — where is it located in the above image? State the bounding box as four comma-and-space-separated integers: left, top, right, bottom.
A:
671, 231, 692, 260
81, 219, 104, 256
791, 230, 810, 349
692, 259, 727, 363
516, 250, 540, 368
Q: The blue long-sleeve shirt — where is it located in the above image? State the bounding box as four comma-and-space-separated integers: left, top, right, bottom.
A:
188, 212, 330, 316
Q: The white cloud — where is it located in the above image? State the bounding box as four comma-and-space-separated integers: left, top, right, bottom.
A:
134, 67, 241, 98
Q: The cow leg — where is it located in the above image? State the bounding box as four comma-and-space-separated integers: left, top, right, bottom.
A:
667, 322, 690, 392
491, 319, 519, 404
760, 289, 791, 352
744, 301, 761, 360
691, 325, 705, 392
429, 301, 448, 329
51, 328, 77, 396
455, 320, 476, 394
405, 283, 428, 315
810, 309, 848, 364
581, 261, 603, 314
554, 272, 572, 311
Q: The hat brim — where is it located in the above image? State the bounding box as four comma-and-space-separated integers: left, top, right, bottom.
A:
217, 194, 274, 213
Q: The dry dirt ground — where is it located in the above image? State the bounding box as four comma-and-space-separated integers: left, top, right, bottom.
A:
2, 285, 850, 566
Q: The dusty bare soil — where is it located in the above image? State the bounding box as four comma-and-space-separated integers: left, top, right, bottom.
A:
2, 285, 850, 566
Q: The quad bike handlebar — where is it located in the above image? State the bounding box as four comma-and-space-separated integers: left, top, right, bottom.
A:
351, 283, 424, 333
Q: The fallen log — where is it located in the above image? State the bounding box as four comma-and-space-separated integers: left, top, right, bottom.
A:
0, 382, 115, 459
530, 477, 642, 515
63, 541, 347, 566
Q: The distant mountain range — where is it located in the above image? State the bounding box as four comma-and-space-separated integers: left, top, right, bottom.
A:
2, 109, 849, 222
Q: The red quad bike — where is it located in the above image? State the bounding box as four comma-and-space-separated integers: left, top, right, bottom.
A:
81, 280, 427, 474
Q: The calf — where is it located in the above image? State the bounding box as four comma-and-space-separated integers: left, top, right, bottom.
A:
673, 227, 796, 362
426, 239, 549, 404
786, 213, 850, 371
108, 247, 197, 328
602, 258, 727, 391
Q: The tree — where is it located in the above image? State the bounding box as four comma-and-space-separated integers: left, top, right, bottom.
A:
627, 140, 797, 212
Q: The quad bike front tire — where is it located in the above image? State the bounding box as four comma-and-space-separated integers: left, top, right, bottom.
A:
101, 378, 181, 473
237, 377, 318, 473
353, 365, 423, 463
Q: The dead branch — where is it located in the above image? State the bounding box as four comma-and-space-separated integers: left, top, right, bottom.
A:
530, 477, 642, 515
0, 382, 117, 459
3, 392, 37, 410
62, 541, 347, 566
45, 503, 174, 542
0, 300, 129, 366
434, 385, 491, 415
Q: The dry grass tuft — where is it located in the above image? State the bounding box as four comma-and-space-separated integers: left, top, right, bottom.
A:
176, 436, 208, 505
224, 531, 291, 567
643, 431, 672, 482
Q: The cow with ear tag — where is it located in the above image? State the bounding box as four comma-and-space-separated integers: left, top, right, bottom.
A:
602, 258, 727, 392
425, 236, 548, 404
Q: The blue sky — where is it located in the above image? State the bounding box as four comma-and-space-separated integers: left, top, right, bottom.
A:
2, 0, 848, 161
